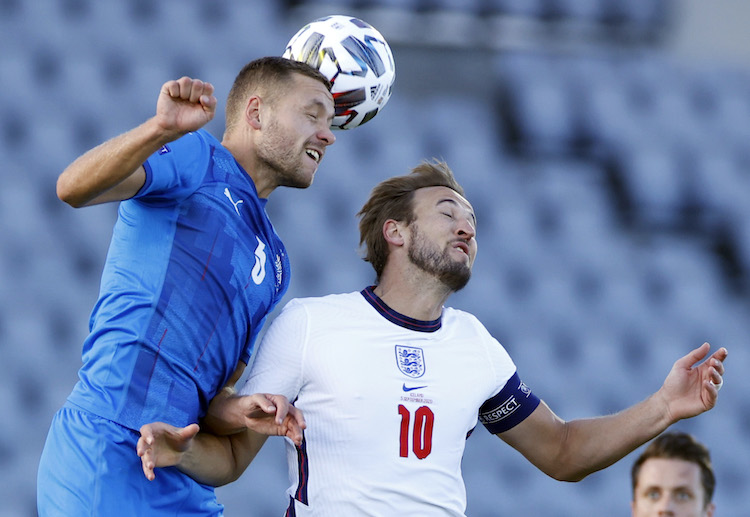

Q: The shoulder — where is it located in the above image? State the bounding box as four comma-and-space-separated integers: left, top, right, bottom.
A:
442, 306, 488, 333
284, 291, 363, 313
186, 128, 220, 147
264, 292, 363, 345
278, 291, 366, 324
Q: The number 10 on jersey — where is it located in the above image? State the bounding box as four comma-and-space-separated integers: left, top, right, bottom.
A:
398, 405, 435, 459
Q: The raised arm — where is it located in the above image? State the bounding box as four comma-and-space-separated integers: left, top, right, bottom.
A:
498, 342, 727, 482
57, 77, 217, 207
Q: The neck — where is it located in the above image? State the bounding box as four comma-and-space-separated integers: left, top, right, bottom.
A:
373, 270, 452, 321
222, 136, 276, 198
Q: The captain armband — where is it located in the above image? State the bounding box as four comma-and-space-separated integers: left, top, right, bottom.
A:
478, 372, 540, 435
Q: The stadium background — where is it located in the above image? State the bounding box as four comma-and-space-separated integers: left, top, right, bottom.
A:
1, 0, 748, 515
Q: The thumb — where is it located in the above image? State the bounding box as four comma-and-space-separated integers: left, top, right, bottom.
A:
180, 423, 200, 440
200, 94, 217, 111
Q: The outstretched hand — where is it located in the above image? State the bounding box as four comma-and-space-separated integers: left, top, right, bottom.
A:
137, 422, 200, 481
660, 342, 728, 422
155, 76, 217, 136
203, 392, 306, 446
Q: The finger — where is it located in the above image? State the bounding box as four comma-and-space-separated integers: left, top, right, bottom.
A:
140, 450, 156, 481
161, 80, 180, 98
136, 437, 148, 457
255, 394, 278, 415
284, 417, 304, 446
180, 423, 201, 440
710, 366, 723, 385
711, 347, 728, 365
199, 81, 216, 108
200, 93, 217, 112
289, 405, 306, 430
676, 342, 710, 369
705, 379, 720, 398
188, 79, 204, 104
137, 426, 155, 454
166, 77, 193, 99
269, 395, 290, 425
712, 356, 725, 376
174, 76, 194, 100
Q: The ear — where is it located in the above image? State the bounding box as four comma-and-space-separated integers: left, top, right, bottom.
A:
705, 502, 716, 517
383, 219, 406, 248
245, 96, 262, 129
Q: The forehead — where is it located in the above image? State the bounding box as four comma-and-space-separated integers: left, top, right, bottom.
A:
286, 74, 334, 109
414, 186, 474, 214
636, 458, 703, 490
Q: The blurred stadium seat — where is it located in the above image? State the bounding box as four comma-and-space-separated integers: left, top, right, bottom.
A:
3, 1, 747, 516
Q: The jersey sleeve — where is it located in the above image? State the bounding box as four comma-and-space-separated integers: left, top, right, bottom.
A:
470, 315, 540, 434
239, 299, 308, 401
136, 130, 211, 205
478, 372, 540, 434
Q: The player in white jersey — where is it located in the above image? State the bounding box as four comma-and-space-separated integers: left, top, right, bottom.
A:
233, 288, 533, 515
138, 160, 728, 516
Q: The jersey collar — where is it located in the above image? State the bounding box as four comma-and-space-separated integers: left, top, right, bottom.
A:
361, 286, 442, 333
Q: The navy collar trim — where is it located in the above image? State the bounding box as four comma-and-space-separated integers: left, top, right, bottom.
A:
361, 286, 442, 333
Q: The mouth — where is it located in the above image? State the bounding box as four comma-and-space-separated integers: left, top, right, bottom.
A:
453, 242, 470, 256
305, 148, 321, 163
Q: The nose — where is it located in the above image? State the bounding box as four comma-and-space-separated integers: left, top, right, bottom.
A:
655, 496, 675, 516
319, 125, 336, 146
457, 218, 476, 240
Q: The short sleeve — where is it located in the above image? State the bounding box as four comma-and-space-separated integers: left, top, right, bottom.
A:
239, 299, 309, 401
136, 130, 212, 205
478, 372, 540, 434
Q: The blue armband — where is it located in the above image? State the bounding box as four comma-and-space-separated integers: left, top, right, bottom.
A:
478, 372, 540, 434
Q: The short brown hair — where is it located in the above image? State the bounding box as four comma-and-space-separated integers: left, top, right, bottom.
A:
631, 431, 715, 506
357, 159, 465, 280
225, 56, 331, 131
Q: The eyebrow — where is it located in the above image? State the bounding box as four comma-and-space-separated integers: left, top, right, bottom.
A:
438, 198, 477, 225
305, 98, 332, 112
641, 484, 695, 494
305, 98, 335, 123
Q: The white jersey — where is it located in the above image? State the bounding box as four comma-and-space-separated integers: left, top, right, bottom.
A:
241, 288, 539, 516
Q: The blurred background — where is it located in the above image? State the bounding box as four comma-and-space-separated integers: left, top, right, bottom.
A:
1, 0, 748, 515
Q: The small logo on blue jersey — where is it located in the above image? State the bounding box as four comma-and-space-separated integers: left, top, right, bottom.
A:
224, 187, 244, 216
158, 145, 171, 155
274, 254, 283, 292
251, 237, 266, 285
395, 345, 425, 378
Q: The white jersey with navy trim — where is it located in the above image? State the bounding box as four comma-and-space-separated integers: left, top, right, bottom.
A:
241, 288, 538, 516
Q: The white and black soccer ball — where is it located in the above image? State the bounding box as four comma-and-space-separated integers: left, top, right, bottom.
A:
283, 15, 395, 130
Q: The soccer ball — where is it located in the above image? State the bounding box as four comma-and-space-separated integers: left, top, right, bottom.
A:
283, 15, 395, 130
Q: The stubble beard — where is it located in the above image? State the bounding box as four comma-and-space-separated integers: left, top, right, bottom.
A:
256, 118, 313, 190
407, 223, 472, 292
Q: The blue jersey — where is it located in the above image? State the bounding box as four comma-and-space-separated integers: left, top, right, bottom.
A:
66, 129, 290, 430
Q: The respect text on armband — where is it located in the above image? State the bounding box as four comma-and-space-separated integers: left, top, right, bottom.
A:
478, 395, 520, 424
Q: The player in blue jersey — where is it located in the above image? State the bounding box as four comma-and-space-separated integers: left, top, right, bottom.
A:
37, 56, 332, 516
137, 160, 728, 516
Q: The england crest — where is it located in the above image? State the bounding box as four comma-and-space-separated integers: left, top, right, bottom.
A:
395, 345, 425, 378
